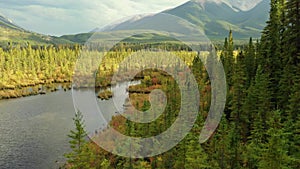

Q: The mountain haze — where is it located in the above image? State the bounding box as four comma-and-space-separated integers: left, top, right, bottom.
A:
98, 0, 269, 40
0, 15, 24, 31
0, 0, 270, 45
0, 14, 72, 46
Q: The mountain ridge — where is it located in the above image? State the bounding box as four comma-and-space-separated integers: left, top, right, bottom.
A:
0, 13, 73, 46
93, 0, 269, 40
0, 15, 25, 31
162, 0, 269, 39
0, 0, 270, 45
191, 0, 264, 11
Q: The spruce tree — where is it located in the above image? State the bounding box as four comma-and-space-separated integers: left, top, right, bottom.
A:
220, 30, 234, 88
230, 51, 248, 141
210, 118, 230, 169
244, 37, 257, 88
260, 0, 284, 108
184, 133, 212, 169
243, 65, 272, 168
246, 65, 271, 142
220, 31, 235, 120
285, 74, 300, 168
259, 110, 291, 169
65, 111, 90, 169
279, 0, 300, 110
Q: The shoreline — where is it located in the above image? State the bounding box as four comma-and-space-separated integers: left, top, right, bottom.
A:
0, 78, 142, 100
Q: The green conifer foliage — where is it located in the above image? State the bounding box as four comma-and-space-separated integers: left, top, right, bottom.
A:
65, 111, 91, 169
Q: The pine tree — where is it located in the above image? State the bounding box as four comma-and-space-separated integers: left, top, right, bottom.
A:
259, 0, 284, 108
247, 65, 271, 141
278, 2, 300, 166
209, 118, 228, 169
284, 73, 300, 168
230, 51, 248, 140
173, 139, 187, 168
184, 133, 212, 169
220, 31, 235, 120
244, 37, 257, 88
220, 30, 234, 87
259, 110, 291, 169
64, 111, 90, 169
243, 65, 272, 168
279, 0, 300, 110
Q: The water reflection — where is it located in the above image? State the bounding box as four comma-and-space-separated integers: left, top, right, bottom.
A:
0, 80, 139, 169
73, 80, 140, 135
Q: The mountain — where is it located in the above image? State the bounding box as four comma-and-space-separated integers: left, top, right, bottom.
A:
226, 0, 263, 11
0, 15, 25, 31
0, 0, 269, 46
164, 0, 269, 39
82, 0, 269, 42
0, 14, 72, 46
196, 0, 264, 11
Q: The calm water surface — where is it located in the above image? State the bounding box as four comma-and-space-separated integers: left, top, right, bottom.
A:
0, 81, 138, 169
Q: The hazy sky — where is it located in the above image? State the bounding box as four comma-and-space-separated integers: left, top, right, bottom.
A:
0, 0, 262, 36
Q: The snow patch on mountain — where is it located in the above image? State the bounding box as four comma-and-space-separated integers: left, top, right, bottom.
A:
192, 0, 263, 11
95, 13, 155, 32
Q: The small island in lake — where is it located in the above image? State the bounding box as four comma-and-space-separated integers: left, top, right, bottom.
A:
97, 90, 113, 100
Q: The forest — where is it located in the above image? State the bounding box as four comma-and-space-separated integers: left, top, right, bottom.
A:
63, 0, 299, 168
62, 0, 300, 169
0, 0, 299, 168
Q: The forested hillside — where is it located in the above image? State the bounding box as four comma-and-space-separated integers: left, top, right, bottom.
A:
0, 14, 73, 46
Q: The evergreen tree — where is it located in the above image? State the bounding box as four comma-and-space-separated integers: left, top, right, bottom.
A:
220, 31, 235, 120
284, 74, 300, 168
243, 65, 272, 168
279, 0, 300, 110
209, 118, 229, 169
244, 37, 257, 88
279, 1, 300, 166
259, 110, 291, 169
184, 133, 212, 169
220, 30, 234, 88
246, 65, 271, 142
230, 51, 248, 141
65, 111, 90, 169
260, 0, 284, 108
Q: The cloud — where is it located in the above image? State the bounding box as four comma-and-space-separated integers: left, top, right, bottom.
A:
0, 0, 263, 36
193, 0, 263, 11
226, 0, 263, 11
0, 0, 189, 35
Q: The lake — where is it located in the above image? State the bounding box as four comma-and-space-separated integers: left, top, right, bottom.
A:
0, 81, 139, 169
